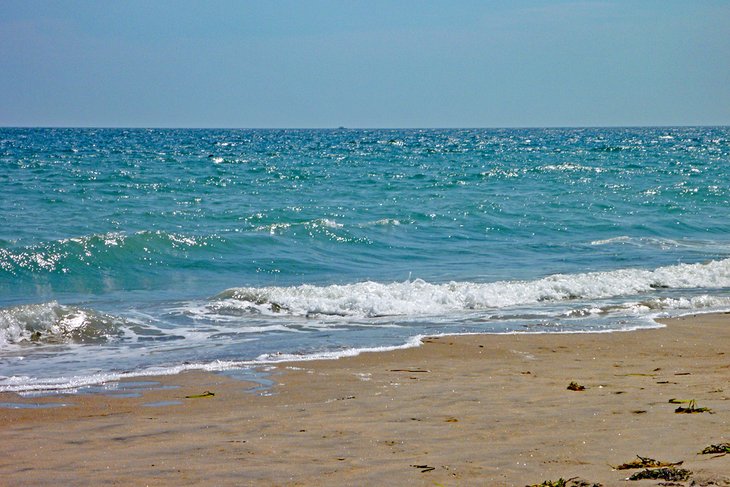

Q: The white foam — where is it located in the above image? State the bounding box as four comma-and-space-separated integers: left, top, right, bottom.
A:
315, 218, 342, 229
0, 302, 65, 345
589, 236, 729, 252
252, 218, 348, 236
216, 258, 730, 319
0, 335, 427, 393
0, 301, 121, 346
635, 295, 730, 312
254, 334, 425, 363
590, 236, 632, 246
358, 218, 403, 227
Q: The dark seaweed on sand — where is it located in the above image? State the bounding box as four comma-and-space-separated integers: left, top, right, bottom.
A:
627, 467, 691, 481
673, 399, 711, 413
410, 464, 435, 473
527, 480, 570, 487
567, 381, 586, 391
184, 391, 215, 398
612, 455, 682, 470
699, 443, 730, 456
527, 478, 602, 487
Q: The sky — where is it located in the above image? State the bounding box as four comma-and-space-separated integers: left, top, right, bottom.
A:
1, 0, 729, 128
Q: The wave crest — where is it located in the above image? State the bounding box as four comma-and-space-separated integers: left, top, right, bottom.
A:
211, 258, 730, 319
0, 302, 124, 346
0, 231, 216, 275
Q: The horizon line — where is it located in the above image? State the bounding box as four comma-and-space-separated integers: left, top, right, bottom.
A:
1, 124, 729, 131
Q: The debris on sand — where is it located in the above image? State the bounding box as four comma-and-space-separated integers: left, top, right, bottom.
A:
527, 478, 602, 487
410, 464, 435, 473
612, 455, 683, 470
673, 399, 711, 414
567, 381, 586, 391
627, 467, 691, 481
699, 443, 730, 456
184, 391, 215, 399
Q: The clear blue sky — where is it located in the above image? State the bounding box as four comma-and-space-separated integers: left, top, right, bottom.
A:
1, 1, 728, 128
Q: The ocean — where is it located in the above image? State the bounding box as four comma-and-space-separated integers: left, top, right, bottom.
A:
1, 127, 729, 392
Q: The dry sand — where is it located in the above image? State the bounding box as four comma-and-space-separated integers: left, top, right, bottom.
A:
1, 313, 729, 486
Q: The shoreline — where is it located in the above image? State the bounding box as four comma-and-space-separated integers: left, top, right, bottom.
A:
1, 317, 668, 395
1, 313, 729, 485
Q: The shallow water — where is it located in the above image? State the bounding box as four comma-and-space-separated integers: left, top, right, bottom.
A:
1, 127, 729, 391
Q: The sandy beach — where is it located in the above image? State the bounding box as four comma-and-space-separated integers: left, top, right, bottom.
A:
1, 313, 728, 486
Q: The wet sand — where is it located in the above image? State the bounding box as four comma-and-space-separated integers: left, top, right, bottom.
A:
1, 313, 729, 486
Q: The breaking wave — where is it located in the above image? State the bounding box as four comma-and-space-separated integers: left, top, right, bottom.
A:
210, 258, 730, 319
0, 302, 124, 346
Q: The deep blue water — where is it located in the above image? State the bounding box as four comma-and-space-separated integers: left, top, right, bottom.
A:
1, 127, 730, 391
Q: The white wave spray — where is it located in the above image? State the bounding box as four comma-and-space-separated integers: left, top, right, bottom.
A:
213, 258, 730, 318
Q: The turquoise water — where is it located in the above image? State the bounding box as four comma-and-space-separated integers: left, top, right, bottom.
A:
2, 127, 730, 391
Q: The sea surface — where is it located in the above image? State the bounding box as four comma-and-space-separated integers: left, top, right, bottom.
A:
1, 127, 729, 392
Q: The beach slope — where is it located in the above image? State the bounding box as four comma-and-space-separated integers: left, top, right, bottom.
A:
1, 313, 729, 486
